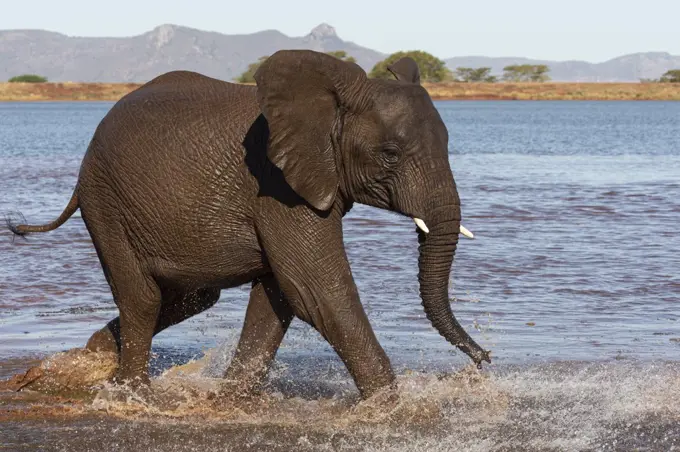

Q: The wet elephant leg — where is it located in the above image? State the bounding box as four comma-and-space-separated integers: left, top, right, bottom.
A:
221, 274, 293, 397
256, 208, 396, 399
86, 287, 221, 355
112, 274, 161, 384
274, 268, 396, 399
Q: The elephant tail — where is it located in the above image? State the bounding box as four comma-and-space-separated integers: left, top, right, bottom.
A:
6, 191, 80, 237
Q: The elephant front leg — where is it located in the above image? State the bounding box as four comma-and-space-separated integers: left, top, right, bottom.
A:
306, 281, 396, 399
220, 275, 293, 398
257, 211, 396, 399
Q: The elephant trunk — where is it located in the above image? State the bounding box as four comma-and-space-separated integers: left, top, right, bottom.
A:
417, 200, 491, 367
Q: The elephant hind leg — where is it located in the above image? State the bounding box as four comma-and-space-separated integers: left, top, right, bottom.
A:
155, 286, 221, 335
86, 287, 221, 356
220, 274, 293, 398
110, 271, 162, 385
77, 210, 161, 385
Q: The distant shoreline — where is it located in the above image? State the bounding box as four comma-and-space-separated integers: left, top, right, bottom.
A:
423, 82, 680, 101
1, 82, 680, 102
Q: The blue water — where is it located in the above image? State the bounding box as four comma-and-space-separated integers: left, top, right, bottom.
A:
1, 101, 679, 451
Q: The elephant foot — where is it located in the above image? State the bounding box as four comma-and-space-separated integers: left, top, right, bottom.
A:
94, 381, 187, 412
364, 384, 400, 408
85, 325, 120, 355
349, 384, 401, 422
207, 380, 271, 413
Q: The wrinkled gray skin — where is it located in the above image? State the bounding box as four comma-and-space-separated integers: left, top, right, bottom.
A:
8, 50, 490, 400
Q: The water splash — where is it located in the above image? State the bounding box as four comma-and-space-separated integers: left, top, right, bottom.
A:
2, 347, 678, 451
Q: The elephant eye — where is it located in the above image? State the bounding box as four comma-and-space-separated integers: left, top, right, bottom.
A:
381, 145, 401, 164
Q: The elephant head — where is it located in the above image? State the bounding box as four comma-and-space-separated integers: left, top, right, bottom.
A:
254, 50, 490, 367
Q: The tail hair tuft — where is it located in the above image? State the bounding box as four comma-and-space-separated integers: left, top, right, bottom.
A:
5, 212, 29, 242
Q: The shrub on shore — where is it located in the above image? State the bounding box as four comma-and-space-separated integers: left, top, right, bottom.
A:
370, 51, 452, 82
8, 74, 48, 83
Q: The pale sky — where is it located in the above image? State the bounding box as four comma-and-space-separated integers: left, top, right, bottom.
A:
2, 0, 679, 62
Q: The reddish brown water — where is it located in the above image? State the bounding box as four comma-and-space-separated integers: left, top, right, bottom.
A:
1, 101, 679, 450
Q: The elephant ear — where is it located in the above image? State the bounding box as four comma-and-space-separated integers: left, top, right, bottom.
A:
387, 57, 421, 84
254, 50, 366, 211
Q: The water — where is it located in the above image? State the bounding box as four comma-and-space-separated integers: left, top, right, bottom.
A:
1, 101, 679, 451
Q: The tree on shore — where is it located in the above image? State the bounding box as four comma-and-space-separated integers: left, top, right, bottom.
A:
502, 65, 550, 82
660, 69, 680, 83
370, 51, 452, 82
236, 51, 357, 83
454, 67, 497, 83
235, 56, 269, 83
640, 69, 680, 83
8, 74, 48, 83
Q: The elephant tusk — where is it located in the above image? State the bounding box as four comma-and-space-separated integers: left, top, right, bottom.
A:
414, 218, 474, 238
460, 225, 474, 239
413, 218, 429, 234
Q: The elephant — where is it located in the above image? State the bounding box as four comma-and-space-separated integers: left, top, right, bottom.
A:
7, 49, 490, 401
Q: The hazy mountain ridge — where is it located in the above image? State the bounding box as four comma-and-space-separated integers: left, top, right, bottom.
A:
1, 23, 678, 82
0, 23, 385, 83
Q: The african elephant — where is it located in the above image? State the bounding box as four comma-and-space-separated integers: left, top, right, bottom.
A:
7, 50, 490, 400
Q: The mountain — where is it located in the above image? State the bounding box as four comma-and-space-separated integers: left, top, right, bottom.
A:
1, 23, 679, 83
0, 23, 385, 83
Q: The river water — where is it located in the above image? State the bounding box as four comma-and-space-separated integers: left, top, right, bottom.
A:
0, 101, 679, 451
